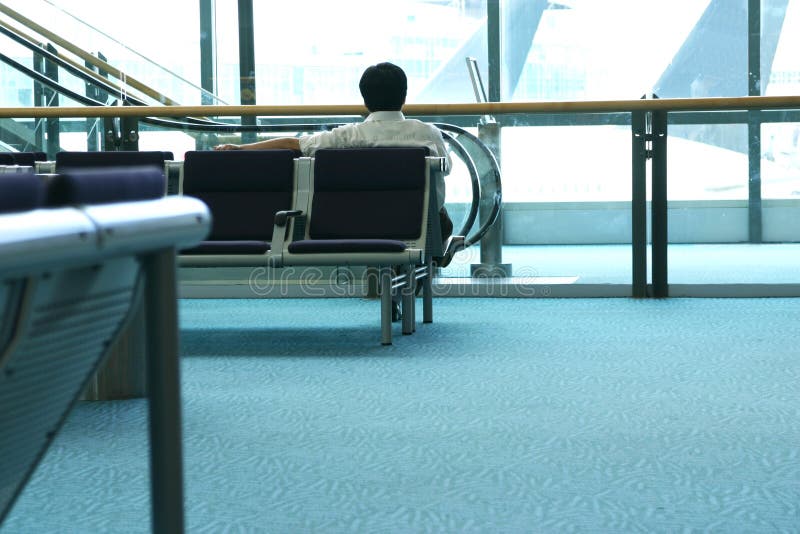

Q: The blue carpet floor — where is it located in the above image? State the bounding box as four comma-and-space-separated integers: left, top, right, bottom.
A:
3, 298, 800, 533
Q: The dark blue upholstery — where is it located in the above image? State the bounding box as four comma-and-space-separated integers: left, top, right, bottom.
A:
55, 151, 170, 172
308, 147, 427, 240
288, 239, 407, 254
0, 172, 44, 213
46, 166, 165, 206
11, 152, 47, 166
182, 150, 297, 244
181, 240, 270, 255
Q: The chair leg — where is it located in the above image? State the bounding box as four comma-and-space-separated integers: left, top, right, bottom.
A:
423, 260, 433, 324
401, 265, 414, 336
410, 268, 417, 332
380, 267, 393, 345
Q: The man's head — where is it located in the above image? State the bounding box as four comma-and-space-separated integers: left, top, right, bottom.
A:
359, 62, 407, 112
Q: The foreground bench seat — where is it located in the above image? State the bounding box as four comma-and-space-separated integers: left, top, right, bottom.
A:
0, 167, 210, 533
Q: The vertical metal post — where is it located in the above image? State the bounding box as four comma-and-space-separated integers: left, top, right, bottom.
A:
120, 116, 139, 151
32, 50, 46, 150
487, 0, 501, 103
85, 53, 107, 152
144, 249, 185, 534
472, 121, 511, 277
747, 116, 762, 242
33, 44, 60, 155
651, 110, 669, 297
237, 0, 257, 143
631, 111, 648, 298
43, 44, 60, 157
199, 0, 218, 150
747, 0, 762, 242
199, 0, 216, 105
470, 0, 511, 278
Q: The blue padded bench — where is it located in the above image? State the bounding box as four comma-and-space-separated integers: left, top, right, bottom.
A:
0, 151, 46, 166
55, 150, 173, 193
0, 166, 210, 533
0, 170, 44, 212
271, 147, 445, 345
179, 149, 298, 260
55, 150, 173, 171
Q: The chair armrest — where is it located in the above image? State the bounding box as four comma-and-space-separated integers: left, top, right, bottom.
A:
270, 210, 305, 267
274, 209, 303, 227
436, 235, 466, 268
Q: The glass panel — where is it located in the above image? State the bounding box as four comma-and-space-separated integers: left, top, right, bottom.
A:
503, 124, 631, 202
446, 123, 634, 284
212, 1, 242, 106
249, 1, 488, 105
762, 122, 800, 200
667, 124, 748, 201
510, 1, 713, 101
667, 122, 800, 284
765, 0, 799, 97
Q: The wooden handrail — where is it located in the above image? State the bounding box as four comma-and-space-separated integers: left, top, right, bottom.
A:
1, 95, 799, 119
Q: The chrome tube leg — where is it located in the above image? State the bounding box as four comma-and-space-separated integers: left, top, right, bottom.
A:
380, 267, 392, 345
143, 248, 185, 534
423, 260, 433, 323
402, 265, 413, 336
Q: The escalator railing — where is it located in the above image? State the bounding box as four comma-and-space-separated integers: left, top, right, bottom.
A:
0, 1, 226, 107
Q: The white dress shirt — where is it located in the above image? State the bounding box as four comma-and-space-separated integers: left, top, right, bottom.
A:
299, 111, 450, 207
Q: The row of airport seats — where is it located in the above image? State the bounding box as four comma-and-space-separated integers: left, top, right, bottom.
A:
3, 148, 461, 345
0, 165, 210, 532
179, 147, 464, 345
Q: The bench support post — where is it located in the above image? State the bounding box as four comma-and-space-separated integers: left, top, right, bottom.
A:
144, 247, 185, 534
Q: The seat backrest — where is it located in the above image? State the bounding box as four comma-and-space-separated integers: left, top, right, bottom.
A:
46, 166, 165, 206
182, 150, 297, 241
309, 147, 428, 240
55, 150, 169, 174
0, 171, 44, 213
11, 152, 47, 167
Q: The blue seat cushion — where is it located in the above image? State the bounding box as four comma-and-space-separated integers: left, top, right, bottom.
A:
288, 239, 407, 254
0, 172, 44, 213
181, 240, 270, 255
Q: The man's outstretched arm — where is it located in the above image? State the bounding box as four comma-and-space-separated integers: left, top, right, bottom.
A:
214, 137, 301, 151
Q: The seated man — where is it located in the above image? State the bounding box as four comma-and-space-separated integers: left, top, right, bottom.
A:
215, 61, 453, 243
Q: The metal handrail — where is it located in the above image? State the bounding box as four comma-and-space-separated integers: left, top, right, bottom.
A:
438, 125, 501, 247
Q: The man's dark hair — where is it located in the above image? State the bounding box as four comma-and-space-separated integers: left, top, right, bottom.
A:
359, 62, 407, 112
